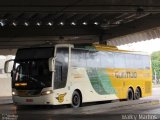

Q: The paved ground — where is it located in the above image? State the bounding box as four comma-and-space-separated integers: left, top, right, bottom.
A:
0, 87, 160, 120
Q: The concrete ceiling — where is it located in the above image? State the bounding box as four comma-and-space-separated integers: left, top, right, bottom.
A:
108, 26, 160, 46
0, 0, 160, 48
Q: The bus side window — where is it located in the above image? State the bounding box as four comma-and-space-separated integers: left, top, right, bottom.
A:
86, 51, 100, 68
54, 47, 69, 89
114, 53, 126, 68
142, 55, 150, 69
100, 52, 114, 68
71, 49, 87, 67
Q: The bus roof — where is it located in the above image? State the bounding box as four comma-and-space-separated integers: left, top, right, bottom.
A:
93, 44, 149, 55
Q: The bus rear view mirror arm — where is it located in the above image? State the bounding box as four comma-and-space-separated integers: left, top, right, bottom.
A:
4, 59, 14, 73
49, 57, 56, 72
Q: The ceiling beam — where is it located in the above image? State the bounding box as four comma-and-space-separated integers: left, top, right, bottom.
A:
1, 5, 160, 13
0, 25, 102, 37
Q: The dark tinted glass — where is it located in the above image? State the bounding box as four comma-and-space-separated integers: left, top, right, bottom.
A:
54, 48, 69, 89
16, 47, 54, 60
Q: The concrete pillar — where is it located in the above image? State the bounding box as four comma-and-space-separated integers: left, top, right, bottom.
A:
0, 54, 15, 97
0, 75, 12, 97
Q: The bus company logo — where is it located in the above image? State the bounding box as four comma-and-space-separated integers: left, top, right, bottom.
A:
115, 72, 137, 78
56, 93, 67, 103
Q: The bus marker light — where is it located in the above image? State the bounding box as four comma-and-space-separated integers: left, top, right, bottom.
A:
15, 83, 20, 86
15, 83, 27, 86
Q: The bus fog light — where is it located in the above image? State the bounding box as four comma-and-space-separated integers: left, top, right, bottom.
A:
12, 91, 17, 96
41, 90, 53, 95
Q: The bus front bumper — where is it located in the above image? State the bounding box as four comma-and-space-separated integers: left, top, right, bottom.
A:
12, 94, 54, 105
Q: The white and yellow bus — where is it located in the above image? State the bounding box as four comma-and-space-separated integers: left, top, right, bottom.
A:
5, 44, 152, 108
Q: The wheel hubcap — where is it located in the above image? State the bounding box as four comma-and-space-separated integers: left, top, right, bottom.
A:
135, 89, 140, 99
128, 91, 133, 100
73, 95, 79, 106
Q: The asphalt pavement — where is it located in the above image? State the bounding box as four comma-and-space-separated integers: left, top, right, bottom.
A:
0, 87, 160, 120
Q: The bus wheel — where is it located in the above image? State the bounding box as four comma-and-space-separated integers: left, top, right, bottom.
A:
127, 88, 134, 100
135, 88, 141, 100
71, 91, 82, 108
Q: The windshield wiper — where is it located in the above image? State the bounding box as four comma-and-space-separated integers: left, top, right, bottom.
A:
20, 74, 45, 87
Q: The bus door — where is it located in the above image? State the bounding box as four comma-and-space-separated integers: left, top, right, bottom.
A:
54, 47, 69, 89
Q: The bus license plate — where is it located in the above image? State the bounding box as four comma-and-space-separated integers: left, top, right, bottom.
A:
26, 99, 33, 102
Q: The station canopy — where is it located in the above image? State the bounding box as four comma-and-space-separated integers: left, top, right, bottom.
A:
0, 0, 160, 48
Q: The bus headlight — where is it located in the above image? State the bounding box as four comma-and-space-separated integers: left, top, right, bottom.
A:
12, 91, 17, 96
41, 90, 53, 95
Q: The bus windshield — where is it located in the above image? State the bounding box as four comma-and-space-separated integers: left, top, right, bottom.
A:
12, 59, 52, 90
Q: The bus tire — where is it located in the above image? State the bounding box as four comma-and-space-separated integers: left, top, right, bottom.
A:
127, 88, 134, 100
134, 87, 141, 100
71, 90, 82, 108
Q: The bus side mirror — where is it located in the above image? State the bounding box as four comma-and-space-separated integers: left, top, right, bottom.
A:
49, 57, 56, 72
4, 59, 14, 73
